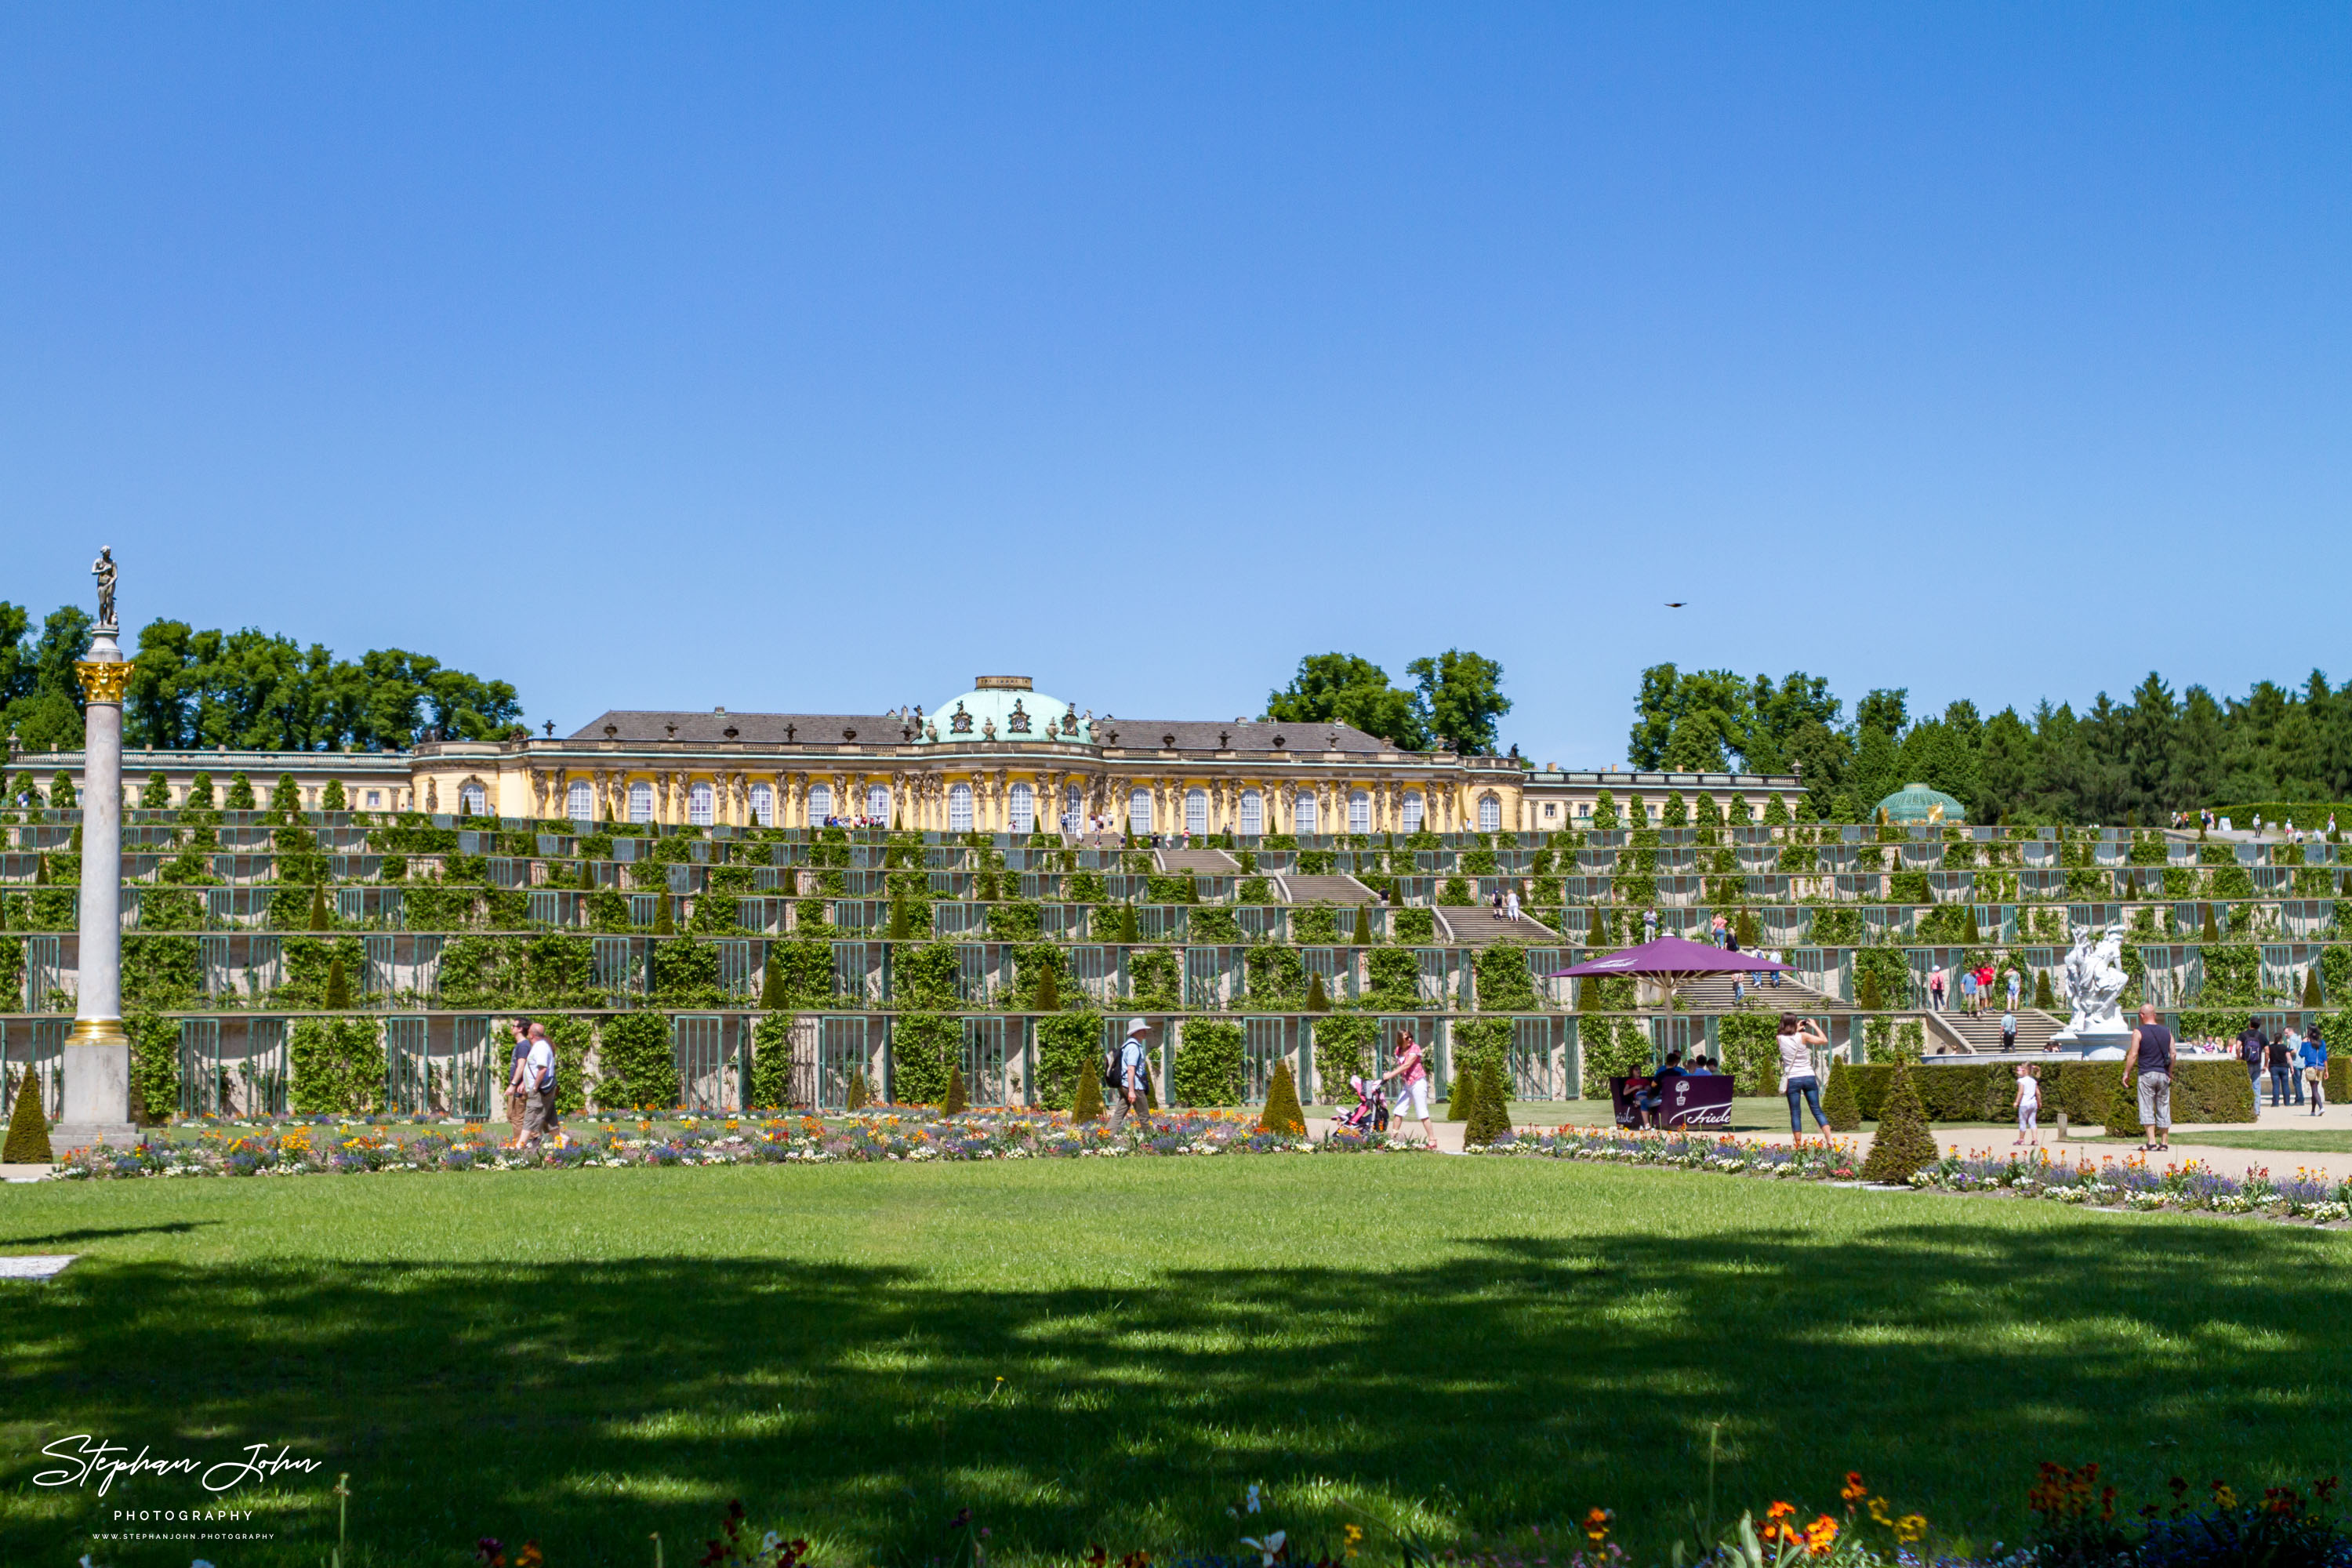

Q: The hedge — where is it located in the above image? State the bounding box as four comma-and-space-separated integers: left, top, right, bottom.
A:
1828, 1058, 2256, 1126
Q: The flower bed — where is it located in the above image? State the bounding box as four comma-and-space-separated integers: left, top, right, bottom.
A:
48, 1112, 2352, 1226
1907, 1147, 2352, 1222
52, 1106, 1391, 1180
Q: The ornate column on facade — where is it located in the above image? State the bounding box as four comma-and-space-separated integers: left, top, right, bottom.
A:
58, 549, 136, 1150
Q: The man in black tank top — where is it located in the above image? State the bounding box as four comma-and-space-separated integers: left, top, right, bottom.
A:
2123, 1004, 2176, 1153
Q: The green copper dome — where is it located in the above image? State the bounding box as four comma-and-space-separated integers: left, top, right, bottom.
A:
918, 677, 1091, 744
1875, 782, 1965, 825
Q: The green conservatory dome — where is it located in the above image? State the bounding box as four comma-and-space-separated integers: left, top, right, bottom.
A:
1876, 782, 1965, 825
918, 677, 1092, 744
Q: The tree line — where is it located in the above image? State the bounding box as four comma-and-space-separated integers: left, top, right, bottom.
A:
1264, 650, 1512, 754
0, 601, 523, 755
1633, 662, 2352, 824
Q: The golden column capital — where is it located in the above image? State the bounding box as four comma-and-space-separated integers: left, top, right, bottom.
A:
74, 659, 134, 705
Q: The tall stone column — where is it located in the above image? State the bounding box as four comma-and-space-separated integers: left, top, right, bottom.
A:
58, 596, 137, 1151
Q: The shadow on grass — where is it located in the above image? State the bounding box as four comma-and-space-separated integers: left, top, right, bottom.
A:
4, 1214, 2350, 1566
2, 1219, 223, 1246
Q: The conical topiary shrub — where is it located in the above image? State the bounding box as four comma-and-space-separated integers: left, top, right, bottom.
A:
760, 953, 787, 1011
1072, 1058, 1105, 1122
1964, 907, 1982, 943
654, 895, 675, 935
2201, 904, 2221, 943
1822, 1062, 1863, 1131
1305, 973, 1330, 1012
844, 1068, 871, 1112
1857, 967, 1883, 1011
2103, 1068, 2144, 1139
1859, 1058, 1937, 1182
1259, 1058, 1305, 1135
1116, 905, 1141, 945
1033, 963, 1060, 1012
1354, 905, 1375, 945
3, 1067, 53, 1164
2033, 970, 2055, 1011
325, 955, 351, 1010
1464, 1060, 1513, 1145
2305, 967, 2324, 1007
944, 1063, 969, 1116
308, 884, 330, 931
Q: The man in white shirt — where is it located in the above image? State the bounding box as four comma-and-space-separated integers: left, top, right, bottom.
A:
512, 1022, 558, 1147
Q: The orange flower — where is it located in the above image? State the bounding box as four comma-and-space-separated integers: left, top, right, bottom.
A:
1804, 1515, 1838, 1556
1584, 1508, 1612, 1544
1841, 1472, 1867, 1504
1766, 1501, 1796, 1521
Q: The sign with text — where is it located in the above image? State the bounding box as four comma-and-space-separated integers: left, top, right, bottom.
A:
1610, 1073, 1735, 1129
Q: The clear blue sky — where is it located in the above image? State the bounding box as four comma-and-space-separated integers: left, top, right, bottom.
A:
3, 5, 2347, 765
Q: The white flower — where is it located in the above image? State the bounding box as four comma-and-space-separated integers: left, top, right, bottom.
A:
1240, 1530, 1286, 1565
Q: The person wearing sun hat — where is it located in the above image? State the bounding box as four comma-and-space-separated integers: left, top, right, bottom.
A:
1111, 1018, 1152, 1127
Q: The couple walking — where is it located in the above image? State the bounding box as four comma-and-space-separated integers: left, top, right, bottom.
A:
505, 1020, 561, 1148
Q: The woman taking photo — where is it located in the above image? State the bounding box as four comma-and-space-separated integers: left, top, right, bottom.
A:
1777, 1012, 1832, 1145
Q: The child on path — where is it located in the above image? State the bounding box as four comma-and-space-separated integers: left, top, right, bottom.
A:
2013, 1062, 2041, 1145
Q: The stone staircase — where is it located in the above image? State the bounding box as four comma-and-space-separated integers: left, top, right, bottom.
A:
1275, 873, 1379, 906
1671, 970, 1837, 1012
1153, 848, 1242, 876
1920, 1005, 2066, 1054
1432, 905, 1559, 949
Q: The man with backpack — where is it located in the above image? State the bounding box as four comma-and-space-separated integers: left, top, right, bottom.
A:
514, 1022, 559, 1148
1109, 1018, 1152, 1127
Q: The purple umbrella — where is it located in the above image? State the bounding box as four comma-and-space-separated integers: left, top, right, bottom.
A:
1550, 935, 1792, 994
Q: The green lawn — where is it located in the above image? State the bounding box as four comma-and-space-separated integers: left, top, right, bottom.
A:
3, 1160, 2349, 1567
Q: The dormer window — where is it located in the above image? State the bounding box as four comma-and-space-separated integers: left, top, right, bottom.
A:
1061, 708, 1079, 736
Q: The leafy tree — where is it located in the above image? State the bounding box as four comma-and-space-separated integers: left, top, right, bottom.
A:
1406, 649, 1510, 755
122, 616, 522, 751
0, 604, 94, 753
1265, 654, 1429, 750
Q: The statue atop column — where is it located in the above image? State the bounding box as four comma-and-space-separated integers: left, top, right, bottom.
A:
92, 546, 118, 630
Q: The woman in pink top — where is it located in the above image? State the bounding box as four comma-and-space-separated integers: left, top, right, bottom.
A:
1378, 1029, 1438, 1148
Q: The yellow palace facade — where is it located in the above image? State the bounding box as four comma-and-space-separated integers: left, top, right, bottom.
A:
23, 676, 1802, 833
413, 677, 1801, 836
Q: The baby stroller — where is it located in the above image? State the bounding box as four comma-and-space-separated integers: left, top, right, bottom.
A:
1333, 1075, 1391, 1135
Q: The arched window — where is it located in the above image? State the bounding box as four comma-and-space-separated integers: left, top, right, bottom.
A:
1294, 795, 1318, 835
1063, 782, 1083, 830
866, 785, 890, 822
688, 781, 715, 826
1478, 793, 1502, 832
949, 783, 974, 833
628, 781, 655, 824
807, 784, 832, 823
1240, 789, 1263, 837
566, 781, 593, 823
1128, 788, 1152, 835
1008, 782, 1034, 833
1348, 790, 1370, 834
750, 782, 774, 827
459, 781, 488, 816
1185, 788, 1207, 835
1401, 791, 1424, 834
